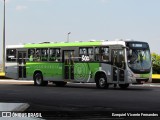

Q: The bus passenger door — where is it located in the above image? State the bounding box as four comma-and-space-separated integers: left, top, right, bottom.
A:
18, 51, 27, 80
112, 49, 125, 83
118, 50, 125, 82
112, 50, 118, 82
63, 50, 74, 80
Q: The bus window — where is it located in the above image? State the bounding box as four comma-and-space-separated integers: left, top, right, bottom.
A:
41, 48, 48, 61
79, 47, 94, 62
112, 50, 118, 66
49, 48, 61, 62
79, 48, 87, 61
119, 50, 125, 68
101, 47, 109, 62
28, 49, 35, 62
79, 48, 87, 55
6, 49, 17, 62
88, 48, 94, 61
95, 47, 100, 61
95, 47, 109, 62
35, 49, 41, 62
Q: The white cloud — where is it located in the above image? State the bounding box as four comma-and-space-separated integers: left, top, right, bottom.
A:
16, 5, 28, 11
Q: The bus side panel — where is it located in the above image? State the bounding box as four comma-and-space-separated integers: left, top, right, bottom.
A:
101, 63, 112, 83
5, 63, 18, 79
26, 62, 63, 81
74, 63, 99, 82
88, 63, 100, 82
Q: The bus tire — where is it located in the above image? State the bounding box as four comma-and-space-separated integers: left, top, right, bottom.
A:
54, 82, 67, 87
34, 73, 48, 86
119, 84, 129, 89
96, 74, 109, 89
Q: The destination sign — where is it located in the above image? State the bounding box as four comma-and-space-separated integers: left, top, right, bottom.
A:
126, 42, 149, 49
131, 44, 143, 47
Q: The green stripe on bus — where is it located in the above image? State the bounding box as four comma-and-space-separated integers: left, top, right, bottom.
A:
24, 41, 101, 48
140, 74, 150, 78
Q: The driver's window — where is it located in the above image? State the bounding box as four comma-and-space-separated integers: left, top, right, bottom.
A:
127, 49, 138, 63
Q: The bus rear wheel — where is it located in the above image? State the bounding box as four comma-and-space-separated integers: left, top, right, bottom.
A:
34, 73, 48, 86
119, 84, 129, 89
96, 74, 109, 89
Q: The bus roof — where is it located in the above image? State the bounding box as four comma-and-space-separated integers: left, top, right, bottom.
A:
25, 40, 127, 48
6, 40, 145, 49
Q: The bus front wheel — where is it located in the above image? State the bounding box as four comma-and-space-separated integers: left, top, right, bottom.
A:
34, 73, 48, 86
96, 74, 109, 89
119, 84, 129, 89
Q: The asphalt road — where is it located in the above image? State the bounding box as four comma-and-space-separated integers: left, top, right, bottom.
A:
0, 79, 160, 119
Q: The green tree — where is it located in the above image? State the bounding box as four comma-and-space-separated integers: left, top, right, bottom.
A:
151, 53, 160, 74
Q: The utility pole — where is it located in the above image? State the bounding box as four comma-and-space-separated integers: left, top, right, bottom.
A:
2, 0, 6, 72
67, 32, 71, 42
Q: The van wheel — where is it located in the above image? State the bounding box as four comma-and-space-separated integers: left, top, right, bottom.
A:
119, 84, 129, 89
34, 73, 48, 86
96, 74, 109, 89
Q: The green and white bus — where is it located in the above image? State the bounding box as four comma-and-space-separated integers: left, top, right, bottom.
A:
5, 40, 152, 89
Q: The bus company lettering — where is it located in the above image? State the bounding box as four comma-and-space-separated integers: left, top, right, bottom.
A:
82, 55, 90, 61
32, 64, 62, 70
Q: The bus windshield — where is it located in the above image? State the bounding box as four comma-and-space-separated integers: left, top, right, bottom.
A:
127, 48, 151, 73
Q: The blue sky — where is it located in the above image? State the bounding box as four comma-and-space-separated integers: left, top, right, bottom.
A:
0, 0, 160, 61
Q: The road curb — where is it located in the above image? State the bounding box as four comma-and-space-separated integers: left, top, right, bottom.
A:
0, 80, 33, 83
12, 103, 30, 112
0, 103, 30, 112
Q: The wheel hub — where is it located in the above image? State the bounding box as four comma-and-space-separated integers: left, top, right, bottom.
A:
36, 77, 41, 85
99, 78, 106, 87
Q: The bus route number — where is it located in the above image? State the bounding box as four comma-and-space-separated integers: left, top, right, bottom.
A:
82, 55, 90, 61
